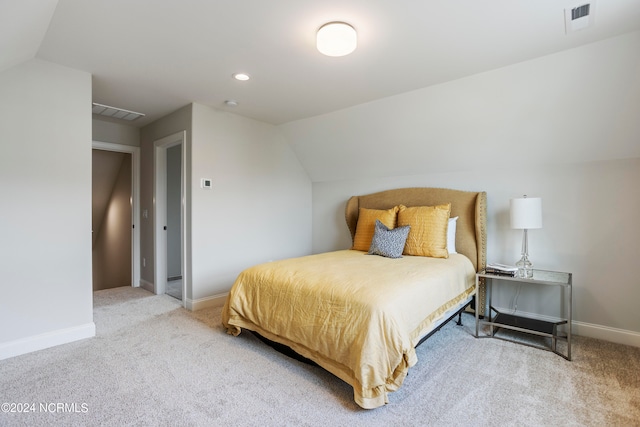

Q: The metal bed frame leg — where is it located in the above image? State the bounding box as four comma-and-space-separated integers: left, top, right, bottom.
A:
415, 299, 472, 348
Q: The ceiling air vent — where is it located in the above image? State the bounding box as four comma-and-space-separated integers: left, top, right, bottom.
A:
92, 102, 145, 121
565, 2, 595, 34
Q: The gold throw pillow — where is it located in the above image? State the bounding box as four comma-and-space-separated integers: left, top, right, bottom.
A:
352, 206, 399, 251
397, 203, 451, 258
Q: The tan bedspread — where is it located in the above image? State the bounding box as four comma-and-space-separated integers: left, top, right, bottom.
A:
222, 249, 476, 409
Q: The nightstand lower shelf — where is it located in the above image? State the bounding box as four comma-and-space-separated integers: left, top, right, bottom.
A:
482, 308, 569, 359
492, 312, 564, 336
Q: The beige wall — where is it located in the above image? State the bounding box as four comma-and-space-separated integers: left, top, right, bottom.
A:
138, 103, 313, 307
140, 104, 193, 293
93, 118, 140, 147
190, 104, 312, 301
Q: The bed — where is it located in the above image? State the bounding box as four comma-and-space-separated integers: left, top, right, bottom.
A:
222, 187, 487, 409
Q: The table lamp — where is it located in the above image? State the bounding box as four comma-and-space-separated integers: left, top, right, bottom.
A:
510, 195, 542, 278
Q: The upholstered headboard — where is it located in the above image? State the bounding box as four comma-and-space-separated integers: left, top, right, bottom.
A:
345, 187, 487, 273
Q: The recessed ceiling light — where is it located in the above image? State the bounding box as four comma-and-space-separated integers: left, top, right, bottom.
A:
233, 73, 250, 81
225, 100, 239, 107
317, 22, 357, 57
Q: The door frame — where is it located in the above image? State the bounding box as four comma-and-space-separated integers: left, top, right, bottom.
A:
92, 141, 141, 288
154, 131, 187, 306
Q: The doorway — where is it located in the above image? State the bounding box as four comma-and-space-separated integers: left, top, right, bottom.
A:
154, 131, 187, 304
91, 141, 141, 290
165, 144, 183, 300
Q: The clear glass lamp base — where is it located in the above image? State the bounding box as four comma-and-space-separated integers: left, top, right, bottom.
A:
516, 255, 533, 278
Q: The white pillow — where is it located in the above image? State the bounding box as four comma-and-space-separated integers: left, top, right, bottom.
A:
447, 216, 458, 254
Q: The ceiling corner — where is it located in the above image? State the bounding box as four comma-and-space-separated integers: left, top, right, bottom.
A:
0, 0, 59, 73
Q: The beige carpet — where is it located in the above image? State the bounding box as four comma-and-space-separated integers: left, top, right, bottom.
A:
1, 286, 639, 426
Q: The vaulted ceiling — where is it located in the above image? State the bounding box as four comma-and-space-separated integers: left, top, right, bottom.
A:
3, 0, 640, 127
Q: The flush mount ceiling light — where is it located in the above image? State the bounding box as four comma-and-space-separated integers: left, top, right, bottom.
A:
233, 73, 250, 81
317, 21, 357, 57
92, 102, 145, 121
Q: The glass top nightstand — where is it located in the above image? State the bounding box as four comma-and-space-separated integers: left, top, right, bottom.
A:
475, 268, 572, 360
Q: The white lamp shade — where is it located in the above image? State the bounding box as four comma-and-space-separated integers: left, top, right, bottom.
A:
510, 197, 542, 229
317, 22, 357, 57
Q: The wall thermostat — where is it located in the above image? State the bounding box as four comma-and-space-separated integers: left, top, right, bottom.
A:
201, 178, 212, 189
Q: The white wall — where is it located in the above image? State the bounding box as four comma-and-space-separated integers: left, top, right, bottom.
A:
190, 103, 312, 302
0, 59, 94, 359
280, 32, 640, 345
282, 31, 640, 183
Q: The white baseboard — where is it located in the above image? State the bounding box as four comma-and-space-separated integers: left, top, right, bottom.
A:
0, 323, 96, 361
140, 279, 225, 311
140, 278, 154, 293
572, 321, 640, 348
491, 306, 640, 348
185, 292, 228, 311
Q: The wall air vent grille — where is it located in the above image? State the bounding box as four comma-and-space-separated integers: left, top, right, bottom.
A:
565, 2, 595, 34
572, 4, 590, 20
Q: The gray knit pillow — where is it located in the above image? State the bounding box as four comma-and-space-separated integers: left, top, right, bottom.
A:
368, 220, 411, 259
